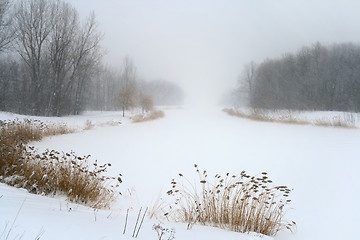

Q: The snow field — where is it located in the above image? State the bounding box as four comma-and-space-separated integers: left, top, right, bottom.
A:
0, 183, 272, 240
1, 107, 360, 239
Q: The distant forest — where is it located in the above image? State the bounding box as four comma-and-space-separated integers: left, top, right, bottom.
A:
0, 0, 183, 116
234, 42, 360, 112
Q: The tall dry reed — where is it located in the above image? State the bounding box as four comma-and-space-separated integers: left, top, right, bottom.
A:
165, 164, 295, 236
0, 119, 121, 208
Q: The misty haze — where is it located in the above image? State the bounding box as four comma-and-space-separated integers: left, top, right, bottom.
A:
1, 1, 360, 240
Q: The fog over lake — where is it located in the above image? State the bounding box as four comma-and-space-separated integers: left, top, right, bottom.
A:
69, 0, 360, 106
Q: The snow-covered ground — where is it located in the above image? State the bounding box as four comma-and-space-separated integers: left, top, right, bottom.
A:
1, 107, 360, 240
1, 183, 270, 240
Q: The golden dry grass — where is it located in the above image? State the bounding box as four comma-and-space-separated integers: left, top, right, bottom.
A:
83, 120, 95, 130
97, 120, 121, 127
165, 165, 296, 236
313, 116, 357, 128
223, 108, 357, 128
132, 110, 165, 123
83, 120, 121, 131
0, 119, 75, 143
0, 119, 121, 209
223, 108, 308, 125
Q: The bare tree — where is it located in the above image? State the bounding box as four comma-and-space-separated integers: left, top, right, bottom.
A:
13, 0, 54, 115
120, 56, 137, 88
242, 62, 257, 95
0, 0, 13, 52
88, 65, 122, 111
235, 62, 257, 107
47, 0, 79, 116
11, 0, 103, 116
113, 57, 138, 117
69, 12, 103, 115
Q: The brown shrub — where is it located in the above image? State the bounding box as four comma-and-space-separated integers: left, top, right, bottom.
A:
0, 119, 121, 209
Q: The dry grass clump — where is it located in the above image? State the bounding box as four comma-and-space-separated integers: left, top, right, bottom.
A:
0, 119, 75, 144
9, 149, 120, 208
165, 165, 295, 236
0, 119, 121, 209
132, 110, 165, 123
83, 120, 95, 130
97, 121, 121, 127
83, 120, 121, 130
314, 113, 357, 128
223, 108, 308, 125
223, 108, 357, 128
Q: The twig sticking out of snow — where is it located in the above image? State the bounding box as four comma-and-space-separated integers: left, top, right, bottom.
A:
135, 207, 148, 238
4, 198, 26, 240
123, 209, 129, 235
132, 207, 142, 237
153, 223, 176, 240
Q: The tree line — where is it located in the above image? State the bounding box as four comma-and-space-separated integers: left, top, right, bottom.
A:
89, 57, 184, 117
0, 0, 184, 116
234, 42, 360, 112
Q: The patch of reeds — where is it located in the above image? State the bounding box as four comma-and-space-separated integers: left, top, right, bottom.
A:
97, 121, 121, 127
314, 113, 357, 128
132, 110, 165, 123
0, 119, 75, 143
165, 164, 295, 236
223, 108, 307, 125
83, 120, 121, 131
223, 108, 357, 128
0, 119, 121, 209
83, 120, 95, 130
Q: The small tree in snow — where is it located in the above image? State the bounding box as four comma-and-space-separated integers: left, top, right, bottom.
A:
115, 87, 136, 117
139, 94, 153, 114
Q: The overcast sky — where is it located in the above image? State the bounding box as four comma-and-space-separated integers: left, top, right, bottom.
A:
69, 0, 360, 106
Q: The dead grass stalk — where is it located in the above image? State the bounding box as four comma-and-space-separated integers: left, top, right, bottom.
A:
165, 165, 296, 236
0, 119, 121, 209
